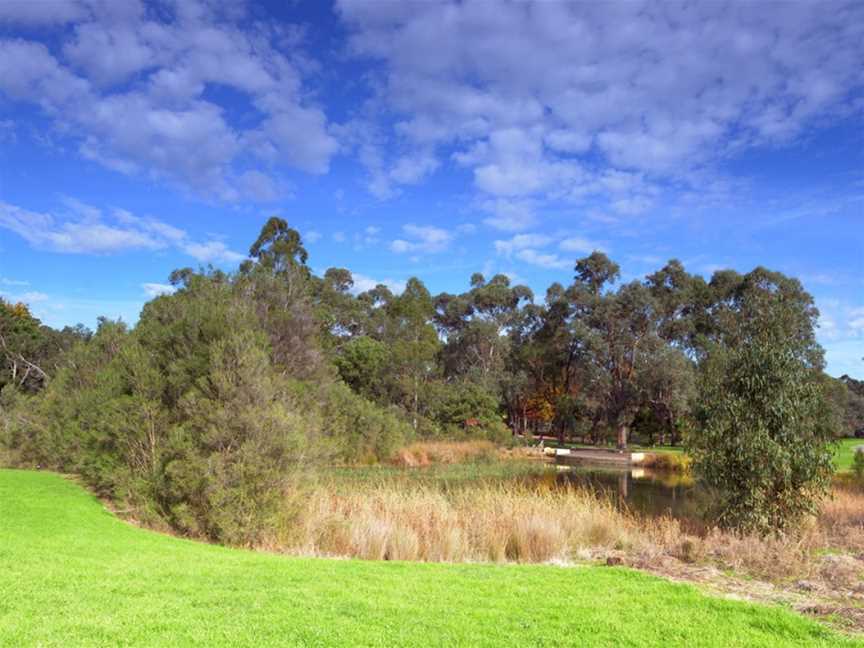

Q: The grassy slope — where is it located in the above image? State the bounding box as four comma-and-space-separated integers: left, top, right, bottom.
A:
835, 438, 862, 472
1, 471, 860, 647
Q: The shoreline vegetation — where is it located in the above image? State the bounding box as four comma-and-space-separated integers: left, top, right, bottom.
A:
2, 469, 859, 648
74, 439, 862, 634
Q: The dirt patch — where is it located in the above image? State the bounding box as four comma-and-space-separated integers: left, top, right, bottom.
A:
616, 551, 864, 636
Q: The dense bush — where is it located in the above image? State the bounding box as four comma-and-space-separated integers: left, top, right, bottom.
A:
690, 340, 835, 533
2, 229, 410, 544
427, 381, 509, 443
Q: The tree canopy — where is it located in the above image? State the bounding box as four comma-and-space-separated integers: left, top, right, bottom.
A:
0, 217, 849, 536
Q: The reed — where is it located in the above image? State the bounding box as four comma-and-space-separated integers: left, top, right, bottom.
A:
390, 440, 500, 467
271, 477, 864, 593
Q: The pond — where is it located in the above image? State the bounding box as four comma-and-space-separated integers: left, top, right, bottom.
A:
534, 463, 705, 523
329, 458, 707, 525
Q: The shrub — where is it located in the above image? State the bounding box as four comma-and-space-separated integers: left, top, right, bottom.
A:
853, 448, 864, 480
689, 340, 835, 534
312, 381, 412, 464
428, 381, 509, 442
643, 452, 691, 473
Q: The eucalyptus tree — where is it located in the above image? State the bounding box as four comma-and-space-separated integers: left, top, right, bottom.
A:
690, 335, 835, 533
238, 217, 323, 380
0, 299, 89, 394
687, 267, 834, 532
434, 273, 533, 387
563, 252, 684, 449
384, 278, 440, 431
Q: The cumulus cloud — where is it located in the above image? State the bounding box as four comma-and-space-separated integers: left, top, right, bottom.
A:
559, 236, 603, 254
0, 198, 244, 263
349, 273, 406, 295
494, 233, 553, 257
142, 283, 176, 298
495, 232, 603, 268
515, 249, 570, 271
0, 0, 337, 201
390, 224, 453, 254
337, 0, 864, 217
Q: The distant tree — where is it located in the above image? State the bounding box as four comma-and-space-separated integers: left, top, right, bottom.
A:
384, 278, 440, 432
567, 254, 665, 449
0, 299, 89, 393
334, 336, 390, 402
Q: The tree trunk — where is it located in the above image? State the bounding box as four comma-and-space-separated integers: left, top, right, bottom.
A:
617, 423, 628, 450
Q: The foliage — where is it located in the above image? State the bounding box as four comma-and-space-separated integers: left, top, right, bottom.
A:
854, 449, 864, 481
426, 380, 509, 443
1, 217, 849, 539
0, 299, 89, 393
689, 338, 835, 533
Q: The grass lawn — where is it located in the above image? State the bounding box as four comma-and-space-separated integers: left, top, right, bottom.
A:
0, 470, 860, 647
834, 438, 863, 472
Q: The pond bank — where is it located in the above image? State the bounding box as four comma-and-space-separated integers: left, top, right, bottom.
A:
293, 461, 864, 634
5, 469, 855, 647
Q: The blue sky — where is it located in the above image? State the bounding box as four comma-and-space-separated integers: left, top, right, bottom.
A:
0, 0, 862, 377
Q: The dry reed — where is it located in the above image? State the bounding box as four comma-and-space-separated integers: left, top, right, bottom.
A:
278, 482, 677, 563
390, 440, 499, 467
271, 477, 864, 593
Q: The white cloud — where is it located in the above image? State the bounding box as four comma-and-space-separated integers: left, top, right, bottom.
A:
20, 291, 48, 303
559, 237, 603, 254
818, 300, 864, 377
0, 1, 337, 201
495, 232, 602, 260
479, 198, 537, 231
0, 277, 30, 287
305, 230, 322, 244
494, 233, 553, 256
0, 198, 244, 263
181, 241, 245, 264
349, 273, 406, 295
816, 300, 864, 342
390, 224, 453, 254
0, 287, 49, 308
337, 1, 864, 218
0, 200, 162, 254
142, 283, 176, 298
515, 249, 570, 271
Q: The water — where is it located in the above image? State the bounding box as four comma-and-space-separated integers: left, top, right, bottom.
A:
331, 459, 705, 523
533, 463, 705, 522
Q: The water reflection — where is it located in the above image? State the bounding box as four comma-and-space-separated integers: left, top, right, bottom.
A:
524, 462, 705, 523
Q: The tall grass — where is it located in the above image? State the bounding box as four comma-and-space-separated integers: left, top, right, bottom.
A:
390, 440, 501, 467
268, 477, 864, 592
278, 482, 665, 563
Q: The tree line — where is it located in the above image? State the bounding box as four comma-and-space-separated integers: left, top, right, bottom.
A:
1, 217, 859, 538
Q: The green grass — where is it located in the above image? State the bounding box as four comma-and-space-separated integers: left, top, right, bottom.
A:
834, 437, 863, 472
0, 470, 860, 647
